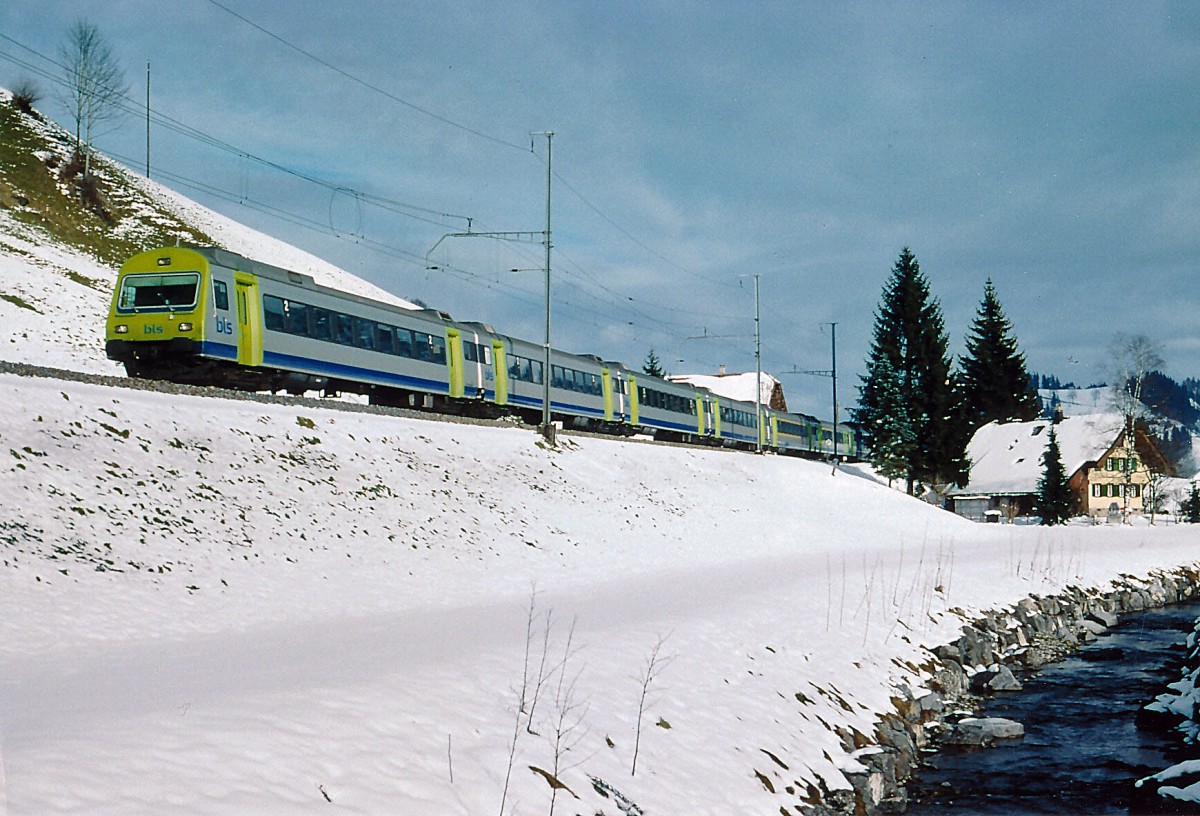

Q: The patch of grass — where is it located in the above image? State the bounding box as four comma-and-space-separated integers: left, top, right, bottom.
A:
0, 98, 216, 267
64, 269, 103, 291
0, 292, 40, 312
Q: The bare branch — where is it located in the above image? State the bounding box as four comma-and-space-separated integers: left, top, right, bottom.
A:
631, 634, 674, 777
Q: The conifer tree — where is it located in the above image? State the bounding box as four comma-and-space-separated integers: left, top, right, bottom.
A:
855, 247, 965, 494
1182, 483, 1200, 524
864, 357, 914, 484
642, 349, 665, 378
1035, 427, 1073, 525
957, 279, 1040, 432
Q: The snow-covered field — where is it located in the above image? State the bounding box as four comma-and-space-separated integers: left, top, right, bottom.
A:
2, 369, 1199, 815
2, 130, 1200, 813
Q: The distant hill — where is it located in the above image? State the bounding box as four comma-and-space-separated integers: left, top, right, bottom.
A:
0, 87, 415, 375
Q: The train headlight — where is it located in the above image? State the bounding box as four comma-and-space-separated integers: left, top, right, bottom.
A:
114, 324, 129, 334
177, 322, 193, 332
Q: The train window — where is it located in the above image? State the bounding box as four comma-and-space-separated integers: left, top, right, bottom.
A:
464, 342, 478, 363
355, 318, 376, 350
377, 325, 395, 354
552, 366, 565, 389
412, 332, 431, 361
212, 280, 229, 311
335, 313, 354, 345
574, 370, 587, 393
431, 335, 446, 364
311, 308, 332, 341
263, 295, 285, 331
394, 328, 413, 358
117, 272, 201, 312
482, 345, 492, 365
288, 301, 310, 337
512, 356, 533, 383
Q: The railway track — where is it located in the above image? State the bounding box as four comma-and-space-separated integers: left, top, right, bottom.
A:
0, 358, 750, 454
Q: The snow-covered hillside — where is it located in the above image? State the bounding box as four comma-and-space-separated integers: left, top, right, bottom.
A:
3, 370, 1200, 815
4, 92, 1200, 815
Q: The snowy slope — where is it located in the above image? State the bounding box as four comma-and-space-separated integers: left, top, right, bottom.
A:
2, 372, 1200, 815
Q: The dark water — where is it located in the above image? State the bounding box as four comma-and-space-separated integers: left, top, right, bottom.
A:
909, 601, 1200, 815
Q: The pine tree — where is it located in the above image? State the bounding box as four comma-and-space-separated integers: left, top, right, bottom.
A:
957, 279, 1040, 432
1035, 427, 1073, 525
643, 349, 665, 378
1182, 483, 1200, 524
855, 247, 965, 494
864, 357, 915, 484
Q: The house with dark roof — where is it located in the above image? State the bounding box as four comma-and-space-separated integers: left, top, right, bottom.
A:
946, 412, 1173, 522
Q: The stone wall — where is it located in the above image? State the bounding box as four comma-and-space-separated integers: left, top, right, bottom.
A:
813, 565, 1200, 816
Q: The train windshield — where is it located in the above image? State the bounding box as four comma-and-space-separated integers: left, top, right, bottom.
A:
117, 272, 201, 312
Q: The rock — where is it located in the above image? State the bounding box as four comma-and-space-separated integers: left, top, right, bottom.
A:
1088, 608, 1119, 628
985, 665, 1023, 692
944, 717, 1025, 746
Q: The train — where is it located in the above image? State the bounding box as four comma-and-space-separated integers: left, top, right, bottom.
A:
104, 246, 862, 459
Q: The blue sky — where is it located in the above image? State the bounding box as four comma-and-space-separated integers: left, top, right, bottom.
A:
3, 1, 1199, 416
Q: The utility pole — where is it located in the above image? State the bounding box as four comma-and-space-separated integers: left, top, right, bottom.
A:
828, 322, 839, 460
145, 62, 150, 178
754, 274, 762, 453
781, 321, 839, 460
532, 131, 555, 442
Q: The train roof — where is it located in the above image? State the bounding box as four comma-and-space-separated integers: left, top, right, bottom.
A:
182, 246, 454, 329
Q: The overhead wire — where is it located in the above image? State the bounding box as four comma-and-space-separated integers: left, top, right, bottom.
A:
201, 0, 529, 153
2, 22, 754, 369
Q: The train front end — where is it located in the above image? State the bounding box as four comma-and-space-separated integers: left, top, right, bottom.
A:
105, 247, 219, 381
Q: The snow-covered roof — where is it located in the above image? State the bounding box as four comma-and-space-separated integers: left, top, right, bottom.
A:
669, 371, 780, 405
951, 413, 1126, 496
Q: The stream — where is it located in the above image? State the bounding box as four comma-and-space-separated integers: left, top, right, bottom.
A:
908, 600, 1200, 815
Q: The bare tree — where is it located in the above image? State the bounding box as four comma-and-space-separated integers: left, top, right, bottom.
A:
631, 635, 673, 777
11, 77, 41, 114
545, 619, 586, 816
58, 20, 128, 178
1107, 333, 1164, 520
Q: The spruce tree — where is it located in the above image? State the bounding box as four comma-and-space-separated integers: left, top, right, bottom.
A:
864, 356, 915, 485
643, 349, 665, 378
855, 247, 965, 494
957, 279, 1040, 431
1182, 483, 1200, 524
1035, 427, 1073, 525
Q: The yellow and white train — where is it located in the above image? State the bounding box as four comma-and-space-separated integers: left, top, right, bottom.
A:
105, 246, 859, 457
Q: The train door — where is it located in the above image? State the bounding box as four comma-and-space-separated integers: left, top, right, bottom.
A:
694, 395, 705, 436
491, 340, 508, 406
602, 368, 615, 422
233, 272, 263, 366
445, 329, 465, 398
627, 375, 639, 425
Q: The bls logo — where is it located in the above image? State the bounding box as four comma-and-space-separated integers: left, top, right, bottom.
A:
142, 324, 163, 335
214, 316, 234, 335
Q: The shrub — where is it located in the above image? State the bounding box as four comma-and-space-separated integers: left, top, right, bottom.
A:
11, 77, 40, 114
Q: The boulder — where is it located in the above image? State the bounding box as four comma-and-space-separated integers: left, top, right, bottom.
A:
944, 717, 1025, 746
985, 665, 1023, 692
